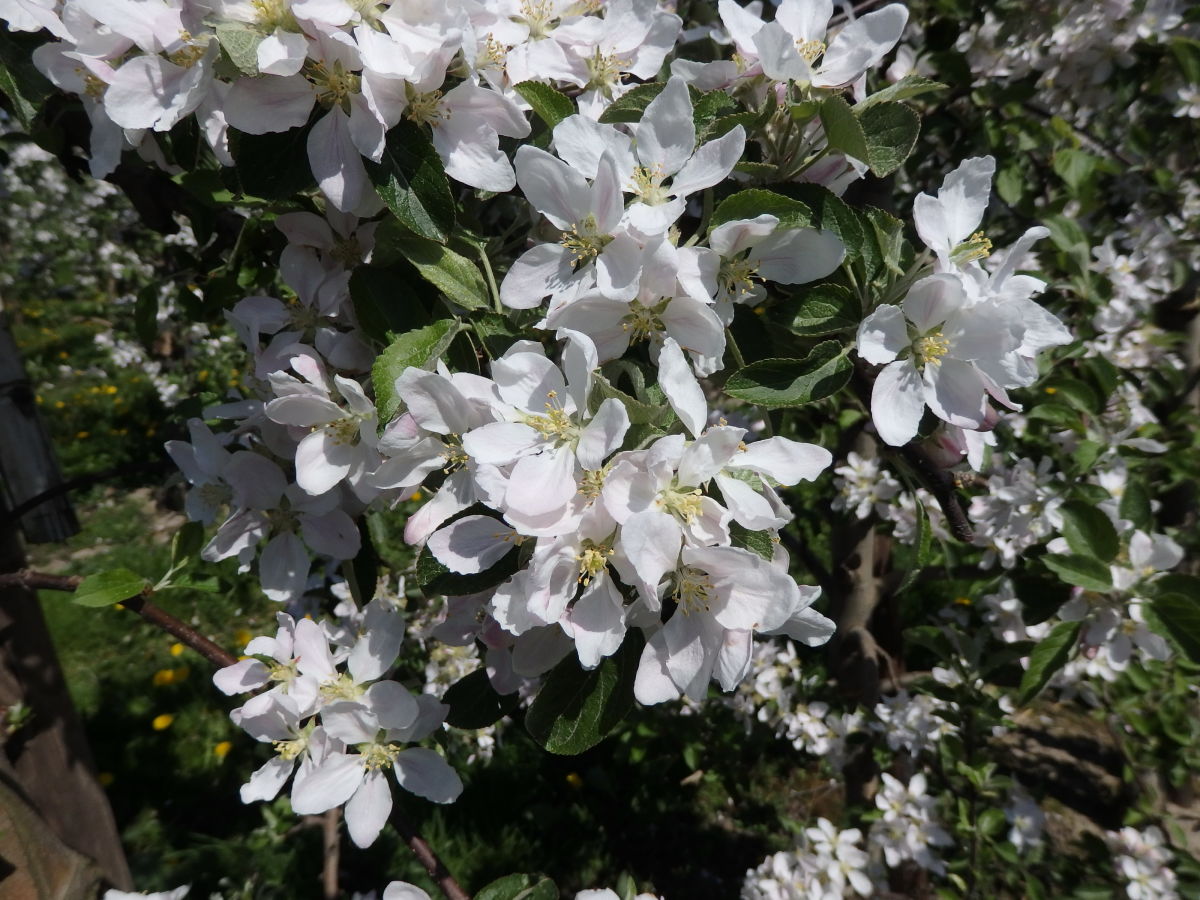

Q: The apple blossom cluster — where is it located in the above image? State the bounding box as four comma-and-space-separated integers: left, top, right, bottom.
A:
212, 601, 464, 849
386, 332, 838, 705
1105, 825, 1180, 900
740, 818, 872, 900
854, 155, 1072, 464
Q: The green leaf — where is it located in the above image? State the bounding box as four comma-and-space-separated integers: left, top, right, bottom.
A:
730, 522, 774, 560
819, 95, 870, 163
858, 101, 920, 176
693, 88, 736, 138
349, 264, 431, 343
1151, 578, 1200, 662
723, 342, 852, 408
474, 874, 559, 900
215, 22, 265, 75
444, 668, 520, 729
895, 498, 932, 595
365, 121, 455, 243
228, 124, 316, 200
1119, 479, 1154, 532
525, 630, 644, 755
374, 223, 489, 310
597, 82, 665, 123
864, 207, 906, 275
1053, 148, 1099, 194
857, 74, 947, 108
514, 81, 575, 128
591, 371, 670, 427
709, 189, 812, 232
1017, 620, 1082, 705
780, 283, 860, 336
371, 320, 461, 422
74, 569, 150, 608
415, 543, 520, 598
1058, 500, 1120, 563
1042, 553, 1113, 593
0, 30, 54, 130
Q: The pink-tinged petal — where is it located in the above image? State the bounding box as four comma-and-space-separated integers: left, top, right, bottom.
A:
925, 357, 988, 429
428, 515, 518, 574
506, 446, 578, 520
345, 770, 392, 849
856, 304, 907, 365
733, 437, 831, 484
775, 0, 833, 42
600, 459, 658, 524
614, 509, 682, 603
322, 701, 380, 745
225, 74, 315, 135
213, 659, 269, 696
395, 369, 471, 434
902, 273, 968, 332
677, 425, 745, 486
754, 20, 812, 83
294, 617, 337, 679
309, 107, 370, 212
500, 242, 576, 310
717, 0, 766, 57
461, 422, 542, 465
871, 359, 925, 446
404, 469, 473, 545
636, 75, 695, 176
658, 336, 707, 437
351, 602, 408, 683
591, 150, 627, 234
241, 756, 295, 803
265, 393, 343, 427
708, 215, 778, 257
670, 126, 745, 200
433, 114, 515, 193
770, 604, 836, 646
203, 509, 268, 563
515, 145, 592, 230
259, 532, 310, 602
914, 156, 995, 258
257, 28, 308, 76
560, 328, 599, 413
714, 628, 753, 691
752, 227, 845, 284
295, 429, 355, 495
715, 473, 787, 531
393, 748, 462, 803
105, 48, 214, 131
348, 92, 386, 161
813, 4, 908, 88
291, 752, 364, 814
442, 80, 529, 138
596, 232, 644, 301
633, 629, 682, 705
685, 545, 797, 632
490, 350, 566, 410
548, 295, 632, 362
624, 198, 686, 235
567, 576, 628, 669
577, 398, 630, 469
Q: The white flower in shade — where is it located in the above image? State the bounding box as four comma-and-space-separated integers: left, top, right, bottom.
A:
870, 773, 952, 875
618, 76, 745, 235
720, 0, 908, 89
856, 273, 1023, 446
265, 353, 380, 498
1004, 781, 1045, 853
708, 214, 845, 312
382, 884, 432, 900
104, 888, 189, 900
213, 612, 320, 716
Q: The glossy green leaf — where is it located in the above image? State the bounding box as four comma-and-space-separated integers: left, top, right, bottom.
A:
723, 342, 852, 408
371, 320, 461, 421
525, 630, 644, 755
819, 94, 870, 162
515, 81, 574, 128
856, 74, 946, 108
74, 569, 150, 608
374, 223, 489, 310
1017, 619, 1082, 704
1042, 553, 1113, 593
709, 189, 812, 232
1058, 500, 1120, 562
781, 283, 860, 335
365, 121, 455, 243
444, 669, 520, 729
858, 101, 920, 176
474, 874, 559, 900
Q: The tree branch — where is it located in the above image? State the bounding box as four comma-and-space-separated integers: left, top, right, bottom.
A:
322, 808, 341, 900
1, 568, 473, 900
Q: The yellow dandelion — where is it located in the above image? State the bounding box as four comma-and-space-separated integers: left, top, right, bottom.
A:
169, 642, 185, 657
97, 772, 114, 786
234, 628, 253, 647
565, 772, 583, 789
152, 668, 176, 687
152, 714, 175, 731
214, 741, 233, 760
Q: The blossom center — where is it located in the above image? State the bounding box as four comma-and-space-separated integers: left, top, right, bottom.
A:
719, 256, 762, 300
576, 541, 613, 584
672, 566, 713, 614
327, 416, 362, 445
310, 60, 361, 109
795, 38, 826, 63
914, 331, 950, 368
630, 165, 670, 206
621, 299, 666, 343
585, 48, 631, 93
560, 215, 611, 264
405, 89, 446, 127
252, 0, 299, 31
273, 735, 308, 761
358, 740, 401, 770
951, 231, 992, 264
196, 481, 232, 509
518, 0, 557, 38
523, 391, 579, 443
658, 484, 704, 522
442, 435, 469, 473
578, 468, 606, 499
320, 673, 365, 703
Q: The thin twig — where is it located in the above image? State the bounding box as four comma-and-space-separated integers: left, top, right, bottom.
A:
391, 807, 472, 900
322, 808, 341, 900
1, 568, 473, 900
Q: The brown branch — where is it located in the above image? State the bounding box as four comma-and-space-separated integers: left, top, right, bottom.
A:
322, 808, 341, 900
391, 807, 471, 900
2, 569, 472, 900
